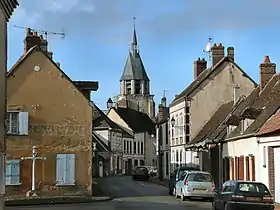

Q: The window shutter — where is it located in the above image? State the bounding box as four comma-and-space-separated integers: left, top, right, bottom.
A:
56, 154, 66, 185
5, 161, 12, 185
18, 112, 29, 135
10, 160, 20, 184
66, 154, 75, 185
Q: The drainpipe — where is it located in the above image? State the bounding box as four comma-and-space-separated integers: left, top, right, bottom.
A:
218, 142, 223, 190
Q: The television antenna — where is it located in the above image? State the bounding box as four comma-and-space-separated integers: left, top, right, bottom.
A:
203, 37, 213, 63
13, 25, 65, 40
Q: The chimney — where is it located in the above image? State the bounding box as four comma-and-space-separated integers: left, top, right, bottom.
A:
56, 62, 60, 68
233, 84, 240, 104
227, 47, 234, 61
194, 58, 207, 79
46, 51, 53, 59
157, 104, 165, 122
260, 55, 276, 91
211, 43, 225, 67
24, 29, 48, 54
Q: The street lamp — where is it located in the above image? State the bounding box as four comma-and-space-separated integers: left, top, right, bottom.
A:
92, 142, 99, 177
171, 117, 175, 127
107, 98, 113, 109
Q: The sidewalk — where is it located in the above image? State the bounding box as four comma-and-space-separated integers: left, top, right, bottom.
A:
149, 177, 169, 187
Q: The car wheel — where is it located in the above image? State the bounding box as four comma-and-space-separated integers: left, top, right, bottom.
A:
180, 189, 185, 201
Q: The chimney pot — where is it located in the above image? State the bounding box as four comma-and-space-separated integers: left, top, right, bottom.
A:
260, 55, 276, 91
34, 31, 38, 36
26, 28, 31, 36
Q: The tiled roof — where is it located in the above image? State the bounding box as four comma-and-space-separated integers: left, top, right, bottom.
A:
256, 110, 280, 136
92, 104, 133, 137
114, 107, 155, 134
171, 57, 257, 105
0, 0, 18, 21
189, 101, 234, 145
227, 73, 280, 139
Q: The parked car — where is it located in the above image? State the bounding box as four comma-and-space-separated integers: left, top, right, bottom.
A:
174, 170, 215, 201
212, 180, 275, 210
168, 166, 200, 195
132, 166, 149, 181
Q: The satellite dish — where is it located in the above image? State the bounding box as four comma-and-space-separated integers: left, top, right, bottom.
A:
34, 66, 41, 72
203, 37, 212, 53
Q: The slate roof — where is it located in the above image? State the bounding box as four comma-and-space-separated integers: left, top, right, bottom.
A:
170, 56, 257, 106
0, 0, 18, 21
113, 107, 155, 134
256, 109, 280, 136
120, 28, 149, 81
92, 132, 111, 152
189, 101, 234, 145
7, 45, 97, 103
227, 73, 280, 139
92, 104, 132, 137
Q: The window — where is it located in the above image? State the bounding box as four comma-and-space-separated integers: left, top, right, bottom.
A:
134, 142, 136, 154
135, 80, 141, 94
137, 142, 140, 154
56, 154, 75, 186
237, 182, 270, 195
124, 140, 126, 153
140, 142, 144, 154
129, 141, 132, 153
6, 111, 29, 135
126, 81, 131, 94
165, 153, 169, 176
6, 160, 20, 185
186, 114, 190, 124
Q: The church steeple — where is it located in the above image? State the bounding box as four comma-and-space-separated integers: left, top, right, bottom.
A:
130, 17, 138, 57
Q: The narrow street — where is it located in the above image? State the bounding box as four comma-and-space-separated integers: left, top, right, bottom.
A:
7, 176, 212, 210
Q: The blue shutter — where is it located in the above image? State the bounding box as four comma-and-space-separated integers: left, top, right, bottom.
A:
56, 154, 66, 185
66, 154, 75, 185
5, 162, 11, 185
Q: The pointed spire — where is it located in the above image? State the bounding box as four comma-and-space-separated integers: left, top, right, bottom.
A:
131, 16, 138, 57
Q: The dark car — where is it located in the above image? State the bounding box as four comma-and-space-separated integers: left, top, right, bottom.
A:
132, 166, 149, 181
212, 180, 275, 210
168, 166, 200, 195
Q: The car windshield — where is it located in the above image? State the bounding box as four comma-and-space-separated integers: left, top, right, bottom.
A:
135, 167, 147, 172
237, 182, 270, 195
187, 173, 212, 182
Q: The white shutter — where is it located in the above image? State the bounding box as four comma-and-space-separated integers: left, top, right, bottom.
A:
5, 161, 11, 185
18, 112, 29, 135
66, 154, 75, 185
56, 154, 67, 185
10, 160, 20, 184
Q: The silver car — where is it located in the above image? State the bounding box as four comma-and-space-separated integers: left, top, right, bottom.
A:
174, 171, 215, 201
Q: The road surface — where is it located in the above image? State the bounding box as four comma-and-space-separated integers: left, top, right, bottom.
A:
7, 176, 212, 210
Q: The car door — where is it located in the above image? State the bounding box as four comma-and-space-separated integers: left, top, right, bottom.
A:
176, 171, 187, 194
214, 181, 229, 209
219, 181, 234, 209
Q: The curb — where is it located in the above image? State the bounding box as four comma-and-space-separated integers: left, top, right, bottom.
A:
5, 196, 113, 206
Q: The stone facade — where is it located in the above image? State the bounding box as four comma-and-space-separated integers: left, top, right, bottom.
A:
6, 46, 94, 196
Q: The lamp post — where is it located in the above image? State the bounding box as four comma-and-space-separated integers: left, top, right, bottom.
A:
92, 142, 99, 177
107, 98, 113, 109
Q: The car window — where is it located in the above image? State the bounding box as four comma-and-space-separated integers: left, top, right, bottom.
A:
237, 182, 270, 195
179, 172, 187, 180
177, 170, 185, 178
222, 181, 231, 192
186, 173, 212, 182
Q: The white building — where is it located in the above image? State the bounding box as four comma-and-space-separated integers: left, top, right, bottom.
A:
107, 107, 156, 174
169, 44, 256, 170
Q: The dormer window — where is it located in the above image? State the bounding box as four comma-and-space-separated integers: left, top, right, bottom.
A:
241, 118, 254, 133
227, 125, 237, 137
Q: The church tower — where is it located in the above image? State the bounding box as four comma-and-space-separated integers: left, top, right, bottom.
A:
118, 18, 155, 119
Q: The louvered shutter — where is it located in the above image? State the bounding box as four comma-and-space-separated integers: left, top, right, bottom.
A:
56, 154, 66, 185
18, 112, 29, 135
5, 161, 11, 185
66, 154, 75, 185
10, 160, 20, 184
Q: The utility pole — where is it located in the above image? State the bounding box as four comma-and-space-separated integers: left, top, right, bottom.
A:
1, 1, 19, 210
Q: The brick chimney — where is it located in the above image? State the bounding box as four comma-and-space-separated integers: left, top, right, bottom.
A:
227, 47, 234, 61
211, 43, 225, 67
194, 58, 207, 79
260, 55, 276, 91
24, 28, 52, 58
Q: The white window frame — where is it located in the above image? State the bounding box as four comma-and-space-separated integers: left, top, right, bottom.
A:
56, 154, 76, 186
6, 160, 21, 186
6, 111, 29, 135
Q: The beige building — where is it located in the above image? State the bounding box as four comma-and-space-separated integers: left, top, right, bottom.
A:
6, 29, 98, 196
169, 44, 257, 171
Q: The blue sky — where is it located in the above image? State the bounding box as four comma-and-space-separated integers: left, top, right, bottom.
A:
7, 0, 280, 110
